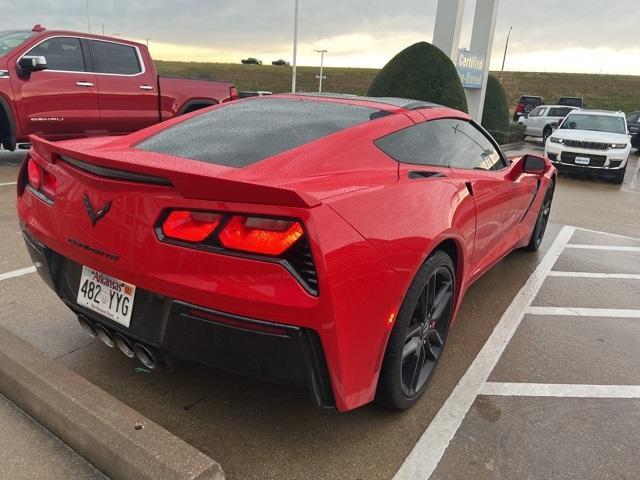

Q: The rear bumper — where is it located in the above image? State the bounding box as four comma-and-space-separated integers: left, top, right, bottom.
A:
22, 230, 335, 408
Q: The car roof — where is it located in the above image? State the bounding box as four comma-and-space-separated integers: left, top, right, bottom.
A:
567, 109, 625, 118
284, 92, 442, 111
541, 105, 579, 109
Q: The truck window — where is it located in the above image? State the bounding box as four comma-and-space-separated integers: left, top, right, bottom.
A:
25, 37, 86, 72
91, 41, 142, 75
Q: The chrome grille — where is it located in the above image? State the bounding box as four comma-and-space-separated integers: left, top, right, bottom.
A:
563, 139, 609, 151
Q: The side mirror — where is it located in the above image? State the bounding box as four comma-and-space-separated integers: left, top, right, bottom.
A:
550, 121, 559, 129
522, 154, 546, 174
17, 55, 48, 78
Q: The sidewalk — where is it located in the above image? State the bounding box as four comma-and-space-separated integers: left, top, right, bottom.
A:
0, 394, 105, 480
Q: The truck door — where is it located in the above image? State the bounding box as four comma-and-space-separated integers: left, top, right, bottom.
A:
88, 39, 158, 134
13, 36, 100, 139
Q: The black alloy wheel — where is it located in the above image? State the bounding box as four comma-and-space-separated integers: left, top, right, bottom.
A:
526, 180, 554, 251
377, 251, 455, 410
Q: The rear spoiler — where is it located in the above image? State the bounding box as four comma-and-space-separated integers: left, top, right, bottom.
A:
29, 135, 321, 209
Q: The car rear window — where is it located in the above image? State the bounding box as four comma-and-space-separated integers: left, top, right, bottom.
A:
137, 99, 387, 167
548, 107, 573, 117
519, 96, 543, 105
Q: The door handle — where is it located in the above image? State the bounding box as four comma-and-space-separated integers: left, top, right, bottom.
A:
139, 85, 154, 91
76, 81, 94, 87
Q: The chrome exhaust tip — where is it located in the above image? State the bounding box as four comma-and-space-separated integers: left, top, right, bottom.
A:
94, 324, 115, 348
133, 343, 157, 370
113, 333, 136, 359
77, 315, 97, 338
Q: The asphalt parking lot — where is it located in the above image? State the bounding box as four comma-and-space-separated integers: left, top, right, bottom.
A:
1, 143, 639, 480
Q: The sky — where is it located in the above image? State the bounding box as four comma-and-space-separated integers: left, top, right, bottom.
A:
1, 0, 639, 75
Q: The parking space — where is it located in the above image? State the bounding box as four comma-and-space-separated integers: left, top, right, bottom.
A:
1, 144, 639, 479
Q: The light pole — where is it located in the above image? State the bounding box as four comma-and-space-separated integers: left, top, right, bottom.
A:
144, 37, 151, 48
86, 0, 92, 33
291, 0, 300, 93
315, 49, 327, 93
499, 26, 513, 83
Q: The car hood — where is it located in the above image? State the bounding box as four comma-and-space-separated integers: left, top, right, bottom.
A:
552, 129, 629, 143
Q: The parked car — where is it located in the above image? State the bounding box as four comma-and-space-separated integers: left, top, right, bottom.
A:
241, 57, 262, 65
558, 96, 584, 108
513, 95, 544, 121
272, 59, 290, 66
238, 91, 273, 99
0, 26, 237, 151
17, 93, 556, 412
626, 111, 640, 149
519, 105, 578, 142
545, 110, 631, 184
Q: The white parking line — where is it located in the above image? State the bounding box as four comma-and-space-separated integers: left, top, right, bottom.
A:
0, 266, 36, 282
480, 382, 640, 398
0, 182, 17, 187
393, 225, 576, 480
527, 306, 640, 318
630, 158, 640, 189
566, 244, 640, 252
548, 272, 640, 280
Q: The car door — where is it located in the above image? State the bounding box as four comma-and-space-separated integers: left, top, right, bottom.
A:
530, 107, 548, 136
88, 39, 158, 134
442, 120, 538, 278
522, 106, 541, 136
12, 36, 99, 139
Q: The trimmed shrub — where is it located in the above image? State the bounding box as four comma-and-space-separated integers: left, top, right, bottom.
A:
487, 122, 526, 146
481, 75, 509, 132
368, 42, 468, 112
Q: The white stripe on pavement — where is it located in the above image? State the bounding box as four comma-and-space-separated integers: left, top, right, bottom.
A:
575, 227, 640, 241
527, 306, 640, 318
0, 182, 17, 187
566, 244, 640, 252
548, 271, 640, 280
480, 382, 640, 399
393, 225, 576, 480
0, 266, 36, 282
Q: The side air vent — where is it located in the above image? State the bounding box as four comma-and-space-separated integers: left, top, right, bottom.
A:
284, 236, 319, 296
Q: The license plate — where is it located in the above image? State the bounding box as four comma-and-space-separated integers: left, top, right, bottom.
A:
77, 266, 136, 327
575, 156, 590, 165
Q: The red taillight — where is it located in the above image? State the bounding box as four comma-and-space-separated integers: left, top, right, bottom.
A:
516, 103, 525, 113
27, 157, 42, 189
41, 170, 57, 200
219, 216, 304, 256
229, 86, 238, 100
162, 210, 222, 243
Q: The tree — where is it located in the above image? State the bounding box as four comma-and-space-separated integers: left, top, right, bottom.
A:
481, 75, 509, 132
368, 42, 468, 113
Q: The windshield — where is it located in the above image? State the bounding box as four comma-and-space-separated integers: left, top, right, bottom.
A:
560, 114, 626, 134
0, 31, 34, 57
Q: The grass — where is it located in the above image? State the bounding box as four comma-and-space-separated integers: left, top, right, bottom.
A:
155, 60, 640, 113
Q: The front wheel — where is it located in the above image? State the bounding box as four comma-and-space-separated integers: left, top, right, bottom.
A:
542, 127, 552, 144
376, 251, 455, 410
525, 180, 555, 251
610, 163, 627, 185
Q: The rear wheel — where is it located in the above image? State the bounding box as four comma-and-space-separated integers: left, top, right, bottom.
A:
377, 251, 455, 410
525, 180, 555, 251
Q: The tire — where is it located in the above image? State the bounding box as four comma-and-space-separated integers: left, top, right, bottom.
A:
611, 163, 627, 185
376, 251, 455, 410
525, 180, 555, 251
542, 127, 552, 144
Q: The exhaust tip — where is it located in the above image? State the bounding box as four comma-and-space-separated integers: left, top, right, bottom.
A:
77, 315, 97, 338
114, 333, 136, 359
133, 343, 157, 370
94, 324, 115, 348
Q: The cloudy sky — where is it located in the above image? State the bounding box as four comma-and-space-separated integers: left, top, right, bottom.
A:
2, 0, 638, 74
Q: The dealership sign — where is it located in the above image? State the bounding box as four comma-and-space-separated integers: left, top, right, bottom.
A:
456, 50, 486, 89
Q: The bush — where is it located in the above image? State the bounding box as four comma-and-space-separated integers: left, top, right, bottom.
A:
481, 75, 509, 132
487, 122, 526, 146
368, 42, 468, 112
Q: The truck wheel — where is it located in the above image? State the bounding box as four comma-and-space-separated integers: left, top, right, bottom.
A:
376, 251, 455, 410
611, 163, 627, 185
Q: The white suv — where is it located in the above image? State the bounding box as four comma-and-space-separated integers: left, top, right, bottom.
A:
519, 105, 578, 143
545, 110, 632, 184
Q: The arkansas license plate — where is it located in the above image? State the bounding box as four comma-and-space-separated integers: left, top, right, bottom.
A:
76, 266, 136, 327
575, 156, 590, 165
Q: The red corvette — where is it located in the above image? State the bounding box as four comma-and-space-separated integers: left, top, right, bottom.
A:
16, 94, 555, 412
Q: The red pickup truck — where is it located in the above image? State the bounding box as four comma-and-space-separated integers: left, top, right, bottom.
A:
0, 26, 237, 151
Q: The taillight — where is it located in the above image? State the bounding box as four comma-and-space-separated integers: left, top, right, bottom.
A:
161, 210, 222, 243
27, 157, 42, 189
229, 86, 238, 100
516, 103, 525, 113
219, 216, 304, 256
26, 155, 56, 202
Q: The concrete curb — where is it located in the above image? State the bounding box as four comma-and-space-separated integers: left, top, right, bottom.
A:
0, 326, 224, 480
500, 141, 526, 151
